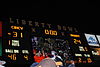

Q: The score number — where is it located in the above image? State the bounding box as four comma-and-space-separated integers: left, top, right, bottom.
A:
8, 54, 29, 61
8, 26, 24, 38
8, 32, 23, 38
24, 55, 28, 60
78, 58, 92, 63
13, 32, 23, 38
8, 54, 16, 60
73, 39, 81, 44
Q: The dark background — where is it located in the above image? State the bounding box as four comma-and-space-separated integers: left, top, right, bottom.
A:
0, 0, 99, 34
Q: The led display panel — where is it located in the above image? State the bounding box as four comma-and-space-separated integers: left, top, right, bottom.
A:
90, 47, 100, 61
91, 48, 100, 56
69, 33, 93, 64
2, 23, 33, 65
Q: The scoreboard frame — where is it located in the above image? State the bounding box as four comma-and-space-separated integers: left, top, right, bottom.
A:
0, 17, 100, 67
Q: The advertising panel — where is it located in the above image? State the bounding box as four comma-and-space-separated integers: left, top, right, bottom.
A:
85, 34, 99, 47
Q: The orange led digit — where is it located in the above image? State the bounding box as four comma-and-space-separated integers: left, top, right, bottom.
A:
8, 40, 11, 45
20, 32, 23, 38
45, 29, 50, 35
78, 58, 82, 63
73, 39, 81, 44
84, 47, 88, 51
13, 32, 17, 37
24, 55, 28, 60
87, 58, 92, 63
13, 54, 17, 60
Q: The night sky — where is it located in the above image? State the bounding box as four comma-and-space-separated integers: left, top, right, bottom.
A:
0, 0, 99, 34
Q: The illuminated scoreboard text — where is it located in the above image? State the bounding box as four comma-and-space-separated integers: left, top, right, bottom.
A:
3, 24, 32, 64
69, 34, 92, 63
1, 17, 99, 66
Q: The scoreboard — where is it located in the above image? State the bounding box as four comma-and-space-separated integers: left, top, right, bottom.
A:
0, 17, 100, 67
69, 33, 92, 64
2, 20, 33, 65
